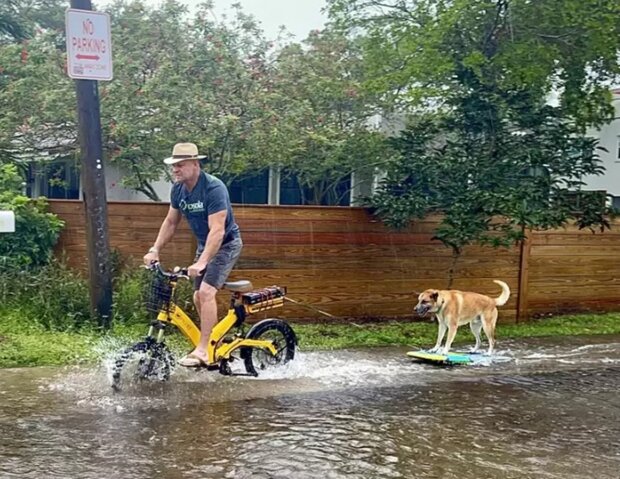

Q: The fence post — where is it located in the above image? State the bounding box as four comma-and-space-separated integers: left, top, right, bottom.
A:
517, 231, 532, 322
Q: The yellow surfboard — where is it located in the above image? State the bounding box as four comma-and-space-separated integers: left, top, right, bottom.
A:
407, 350, 473, 365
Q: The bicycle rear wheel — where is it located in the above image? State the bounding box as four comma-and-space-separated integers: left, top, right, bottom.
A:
111, 338, 174, 391
241, 319, 296, 376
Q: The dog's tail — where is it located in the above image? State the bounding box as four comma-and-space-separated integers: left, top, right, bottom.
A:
493, 280, 510, 306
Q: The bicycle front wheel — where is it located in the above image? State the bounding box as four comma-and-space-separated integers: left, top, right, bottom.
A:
241, 319, 297, 376
111, 339, 174, 391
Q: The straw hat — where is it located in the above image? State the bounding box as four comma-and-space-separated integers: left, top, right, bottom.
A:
163, 142, 206, 164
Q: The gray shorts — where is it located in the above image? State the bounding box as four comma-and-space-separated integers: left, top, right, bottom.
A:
194, 237, 243, 290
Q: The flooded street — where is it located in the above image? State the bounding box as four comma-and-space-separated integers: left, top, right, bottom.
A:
1, 335, 619, 479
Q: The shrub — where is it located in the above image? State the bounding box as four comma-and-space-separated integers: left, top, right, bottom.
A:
0, 164, 64, 268
0, 259, 159, 332
0, 259, 92, 331
111, 266, 197, 325
112, 267, 151, 324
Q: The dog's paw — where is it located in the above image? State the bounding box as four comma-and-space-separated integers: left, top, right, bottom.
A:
428, 347, 440, 353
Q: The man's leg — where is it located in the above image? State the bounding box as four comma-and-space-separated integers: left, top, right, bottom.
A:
190, 282, 218, 360
181, 238, 242, 366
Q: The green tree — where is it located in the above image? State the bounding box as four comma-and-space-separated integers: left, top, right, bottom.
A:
0, 0, 64, 44
0, 0, 279, 200
329, 0, 619, 284
0, 0, 28, 42
328, 0, 620, 126
0, 0, 68, 170
267, 29, 387, 204
102, 0, 280, 199
103, 3, 386, 204
1, 0, 386, 203
0, 163, 64, 267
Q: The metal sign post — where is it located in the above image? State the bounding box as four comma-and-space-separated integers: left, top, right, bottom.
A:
66, 0, 113, 328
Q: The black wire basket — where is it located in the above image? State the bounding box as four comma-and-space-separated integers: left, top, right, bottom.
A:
143, 271, 173, 314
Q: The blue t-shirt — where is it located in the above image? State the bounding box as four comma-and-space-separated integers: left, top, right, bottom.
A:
170, 172, 240, 255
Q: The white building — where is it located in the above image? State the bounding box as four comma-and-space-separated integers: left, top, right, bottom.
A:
26, 90, 620, 209
28, 160, 363, 206
584, 88, 620, 209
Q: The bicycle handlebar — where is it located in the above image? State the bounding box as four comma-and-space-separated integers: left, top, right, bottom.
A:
146, 261, 190, 280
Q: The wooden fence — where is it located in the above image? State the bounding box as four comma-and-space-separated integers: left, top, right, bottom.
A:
48, 200, 620, 323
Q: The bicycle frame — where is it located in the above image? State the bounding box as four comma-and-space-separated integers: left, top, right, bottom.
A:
153, 278, 277, 366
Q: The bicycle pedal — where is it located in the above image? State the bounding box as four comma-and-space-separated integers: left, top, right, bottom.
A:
184, 363, 219, 371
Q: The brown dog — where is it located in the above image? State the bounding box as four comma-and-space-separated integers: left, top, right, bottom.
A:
414, 280, 510, 355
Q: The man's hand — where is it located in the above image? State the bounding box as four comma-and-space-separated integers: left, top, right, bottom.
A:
188, 260, 208, 278
143, 247, 159, 266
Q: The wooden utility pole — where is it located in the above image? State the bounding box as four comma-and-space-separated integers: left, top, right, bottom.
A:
68, 0, 113, 328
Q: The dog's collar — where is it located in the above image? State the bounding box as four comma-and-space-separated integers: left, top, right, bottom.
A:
436, 296, 446, 313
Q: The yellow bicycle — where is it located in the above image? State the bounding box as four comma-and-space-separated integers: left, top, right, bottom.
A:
111, 262, 297, 390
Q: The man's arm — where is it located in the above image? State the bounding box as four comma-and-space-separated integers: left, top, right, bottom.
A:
143, 206, 182, 264
188, 210, 226, 276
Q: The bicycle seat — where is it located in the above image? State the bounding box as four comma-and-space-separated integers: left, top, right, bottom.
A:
223, 280, 253, 292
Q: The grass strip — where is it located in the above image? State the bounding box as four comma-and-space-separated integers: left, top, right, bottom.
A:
1, 311, 619, 368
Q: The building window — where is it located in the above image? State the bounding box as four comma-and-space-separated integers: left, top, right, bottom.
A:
225, 170, 269, 204
27, 159, 80, 199
279, 171, 351, 206
324, 175, 351, 206
279, 172, 302, 205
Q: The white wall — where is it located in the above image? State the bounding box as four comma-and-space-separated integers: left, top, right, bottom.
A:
584, 89, 620, 197
99, 90, 620, 203
104, 164, 171, 202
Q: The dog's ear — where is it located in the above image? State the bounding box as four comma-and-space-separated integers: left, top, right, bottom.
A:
430, 291, 439, 302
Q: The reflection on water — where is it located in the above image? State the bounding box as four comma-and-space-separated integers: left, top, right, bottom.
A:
1, 335, 619, 479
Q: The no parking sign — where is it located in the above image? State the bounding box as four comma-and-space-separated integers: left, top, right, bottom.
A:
65, 8, 113, 81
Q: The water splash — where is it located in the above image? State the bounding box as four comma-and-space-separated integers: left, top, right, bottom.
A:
39, 337, 619, 414
252, 349, 420, 387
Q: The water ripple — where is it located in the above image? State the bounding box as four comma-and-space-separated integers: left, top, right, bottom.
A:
1, 336, 620, 478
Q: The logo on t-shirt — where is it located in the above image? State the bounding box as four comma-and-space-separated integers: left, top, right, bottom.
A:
179, 199, 205, 213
